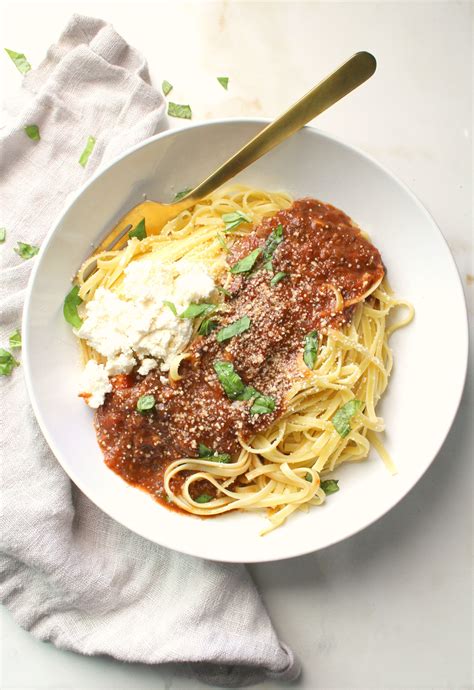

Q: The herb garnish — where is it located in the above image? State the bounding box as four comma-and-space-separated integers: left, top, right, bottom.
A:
174, 187, 192, 201
128, 218, 146, 240
195, 494, 213, 504
216, 315, 251, 342
198, 318, 218, 336
14, 242, 39, 260
198, 443, 231, 463
216, 232, 230, 253
217, 77, 229, 90
63, 285, 83, 328
305, 472, 312, 482
0, 349, 19, 376
168, 102, 192, 119
5, 48, 31, 74
24, 124, 40, 140
0, 228, 6, 243
137, 394, 156, 413
222, 211, 251, 232
163, 301, 178, 316
9, 329, 21, 349
262, 224, 284, 270
270, 271, 287, 286
332, 400, 362, 438
180, 303, 216, 319
303, 331, 319, 370
213, 360, 275, 415
216, 286, 231, 297
162, 80, 173, 96
230, 247, 261, 274
321, 479, 339, 495
78, 136, 96, 167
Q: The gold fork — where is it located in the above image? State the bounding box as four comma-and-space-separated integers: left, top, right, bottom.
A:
93, 51, 376, 258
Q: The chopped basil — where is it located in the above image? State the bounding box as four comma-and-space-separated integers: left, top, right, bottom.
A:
250, 394, 275, 416
303, 331, 319, 370
217, 76, 229, 90
321, 479, 340, 495
0, 348, 19, 376
305, 472, 312, 482
137, 394, 156, 413
214, 360, 246, 400
180, 303, 216, 319
216, 315, 251, 342
174, 187, 192, 201
198, 443, 231, 463
216, 286, 231, 297
0, 228, 5, 243
14, 242, 39, 260
78, 135, 96, 167
270, 271, 287, 286
24, 124, 40, 140
332, 400, 362, 438
162, 80, 173, 96
9, 329, 21, 349
195, 494, 213, 504
222, 211, 251, 232
5, 48, 31, 74
262, 224, 284, 269
128, 218, 146, 240
163, 300, 177, 316
230, 247, 261, 274
198, 318, 218, 336
216, 232, 230, 253
168, 102, 192, 119
63, 285, 83, 328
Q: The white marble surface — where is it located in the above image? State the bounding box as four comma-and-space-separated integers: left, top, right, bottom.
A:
0, 1, 472, 689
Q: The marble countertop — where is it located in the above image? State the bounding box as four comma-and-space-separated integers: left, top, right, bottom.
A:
1, 2, 472, 689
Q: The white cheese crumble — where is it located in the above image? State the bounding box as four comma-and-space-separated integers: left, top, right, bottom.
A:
76, 257, 215, 407
78, 360, 112, 409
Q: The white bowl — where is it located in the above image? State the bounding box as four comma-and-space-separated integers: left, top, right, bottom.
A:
23, 119, 469, 563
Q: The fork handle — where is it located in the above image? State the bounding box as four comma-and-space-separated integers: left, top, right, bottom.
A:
176, 51, 376, 208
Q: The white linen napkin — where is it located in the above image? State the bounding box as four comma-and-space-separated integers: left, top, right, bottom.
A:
0, 15, 299, 687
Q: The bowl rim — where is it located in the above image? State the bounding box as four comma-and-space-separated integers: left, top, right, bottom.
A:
22, 118, 469, 562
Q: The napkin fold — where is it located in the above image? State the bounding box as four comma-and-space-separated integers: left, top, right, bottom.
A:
0, 15, 299, 687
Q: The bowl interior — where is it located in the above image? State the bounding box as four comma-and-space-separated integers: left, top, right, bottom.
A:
23, 120, 468, 562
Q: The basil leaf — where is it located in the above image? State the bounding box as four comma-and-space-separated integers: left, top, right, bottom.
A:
216, 286, 231, 297
128, 218, 146, 240
174, 187, 192, 201
332, 400, 362, 438
180, 303, 216, 319
250, 394, 275, 416
263, 224, 284, 263
305, 472, 312, 482
198, 318, 218, 336
5, 48, 31, 74
230, 247, 261, 274
222, 211, 251, 232
63, 285, 83, 328
195, 494, 213, 504
198, 443, 231, 463
213, 360, 246, 400
271, 271, 287, 286
217, 76, 229, 90
264, 260, 273, 272
216, 232, 230, 253
0, 228, 5, 243
168, 102, 192, 119
0, 348, 19, 376
9, 329, 21, 349
14, 242, 39, 260
24, 124, 40, 140
162, 80, 173, 96
238, 385, 258, 401
303, 331, 319, 370
321, 479, 340, 495
216, 315, 251, 343
163, 301, 177, 316
78, 135, 96, 167
137, 394, 156, 413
